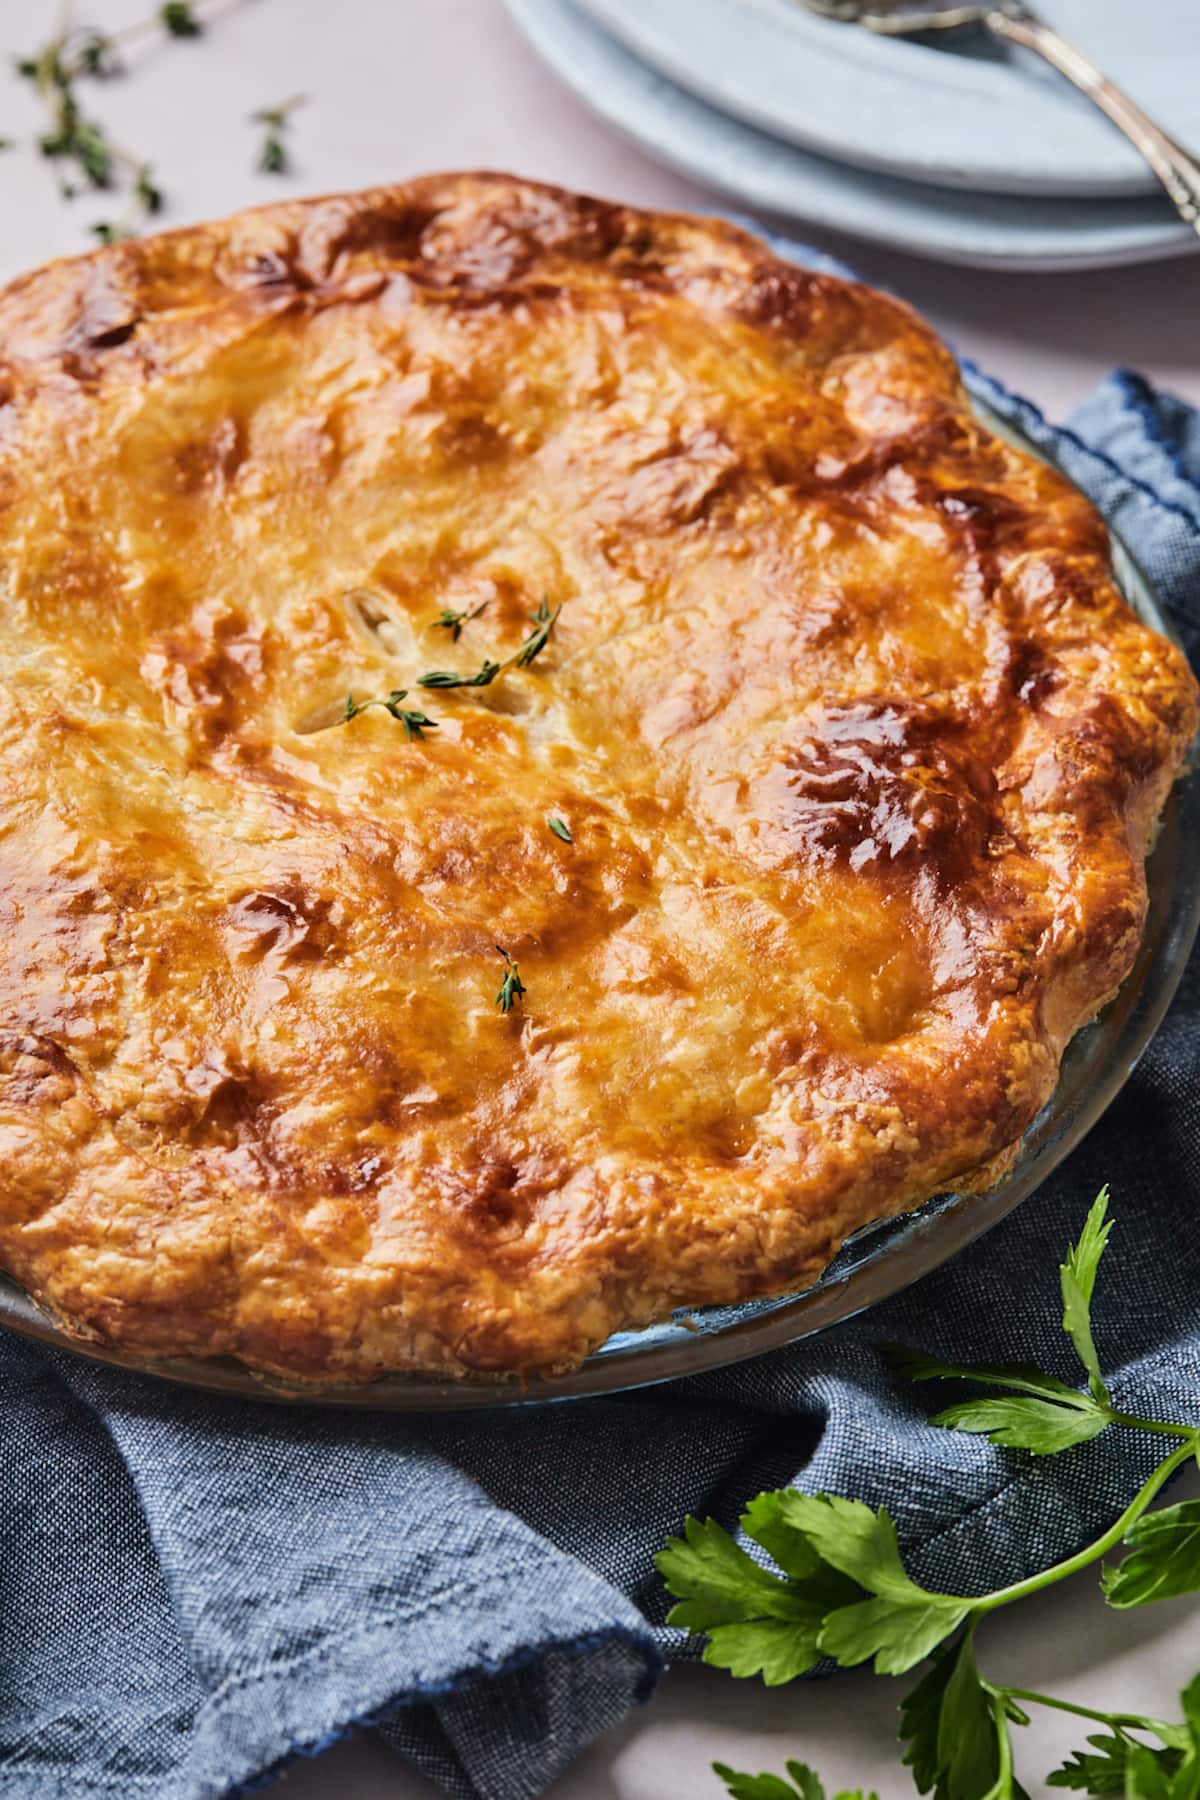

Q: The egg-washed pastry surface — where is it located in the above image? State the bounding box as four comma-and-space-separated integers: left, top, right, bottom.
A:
0, 174, 1195, 1382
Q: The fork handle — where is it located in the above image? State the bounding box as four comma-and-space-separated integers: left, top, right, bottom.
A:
986, 5, 1200, 236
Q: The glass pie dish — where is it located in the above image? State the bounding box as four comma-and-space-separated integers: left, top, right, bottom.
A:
1, 399, 1196, 1410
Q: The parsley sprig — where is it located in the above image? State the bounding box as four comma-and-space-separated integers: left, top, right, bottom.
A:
658, 1191, 1200, 1800
714, 1763, 877, 1800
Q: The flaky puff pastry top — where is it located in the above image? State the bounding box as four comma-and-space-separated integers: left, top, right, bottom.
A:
0, 174, 1195, 1382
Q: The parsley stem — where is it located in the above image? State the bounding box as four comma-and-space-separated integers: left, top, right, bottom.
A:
997, 1687, 1178, 1740
989, 1691, 1016, 1788
1105, 1408, 1200, 1440
971, 1436, 1197, 1615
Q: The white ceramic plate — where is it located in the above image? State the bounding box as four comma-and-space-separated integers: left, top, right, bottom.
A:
575, 0, 1200, 198
505, 0, 1198, 271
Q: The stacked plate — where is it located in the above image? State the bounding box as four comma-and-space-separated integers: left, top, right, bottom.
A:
505, 0, 1200, 270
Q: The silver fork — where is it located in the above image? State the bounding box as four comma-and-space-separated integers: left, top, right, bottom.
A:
801, 0, 1200, 237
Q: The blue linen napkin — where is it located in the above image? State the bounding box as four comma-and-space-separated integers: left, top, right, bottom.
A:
3, 233, 1200, 1800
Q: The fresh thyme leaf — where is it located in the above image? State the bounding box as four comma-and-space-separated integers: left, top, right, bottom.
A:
1061, 1188, 1113, 1404
431, 602, 487, 641
396, 708, 438, 741
547, 817, 573, 843
929, 1396, 1111, 1457
494, 946, 526, 1014
367, 598, 564, 718
1102, 1501, 1200, 1609
342, 689, 439, 739
90, 220, 128, 244
417, 659, 503, 690
160, 2, 203, 36
251, 94, 306, 174
513, 596, 561, 668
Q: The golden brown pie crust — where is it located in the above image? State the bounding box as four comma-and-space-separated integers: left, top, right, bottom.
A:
0, 173, 1195, 1382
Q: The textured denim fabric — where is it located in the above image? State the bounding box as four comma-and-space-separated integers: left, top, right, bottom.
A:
2, 235, 1199, 1800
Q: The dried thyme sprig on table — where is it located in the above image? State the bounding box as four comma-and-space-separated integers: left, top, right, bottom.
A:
14, 0, 216, 237
251, 92, 306, 174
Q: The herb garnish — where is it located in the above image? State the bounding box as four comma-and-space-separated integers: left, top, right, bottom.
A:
252, 94, 306, 174
418, 660, 503, 690
415, 597, 561, 690
547, 817, 573, 844
432, 603, 488, 642
331, 596, 563, 725
342, 690, 439, 740
15, 2, 212, 238
92, 163, 162, 243
159, 2, 203, 37
715, 1764, 875, 1800
494, 947, 527, 1014
514, 597, 561, 669
659, 1189, 1200, 1800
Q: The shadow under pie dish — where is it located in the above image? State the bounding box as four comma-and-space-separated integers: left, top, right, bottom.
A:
0, 173, 1195, 1394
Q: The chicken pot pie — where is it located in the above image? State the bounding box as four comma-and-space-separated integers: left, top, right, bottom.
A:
0, 174, 1195, 1383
